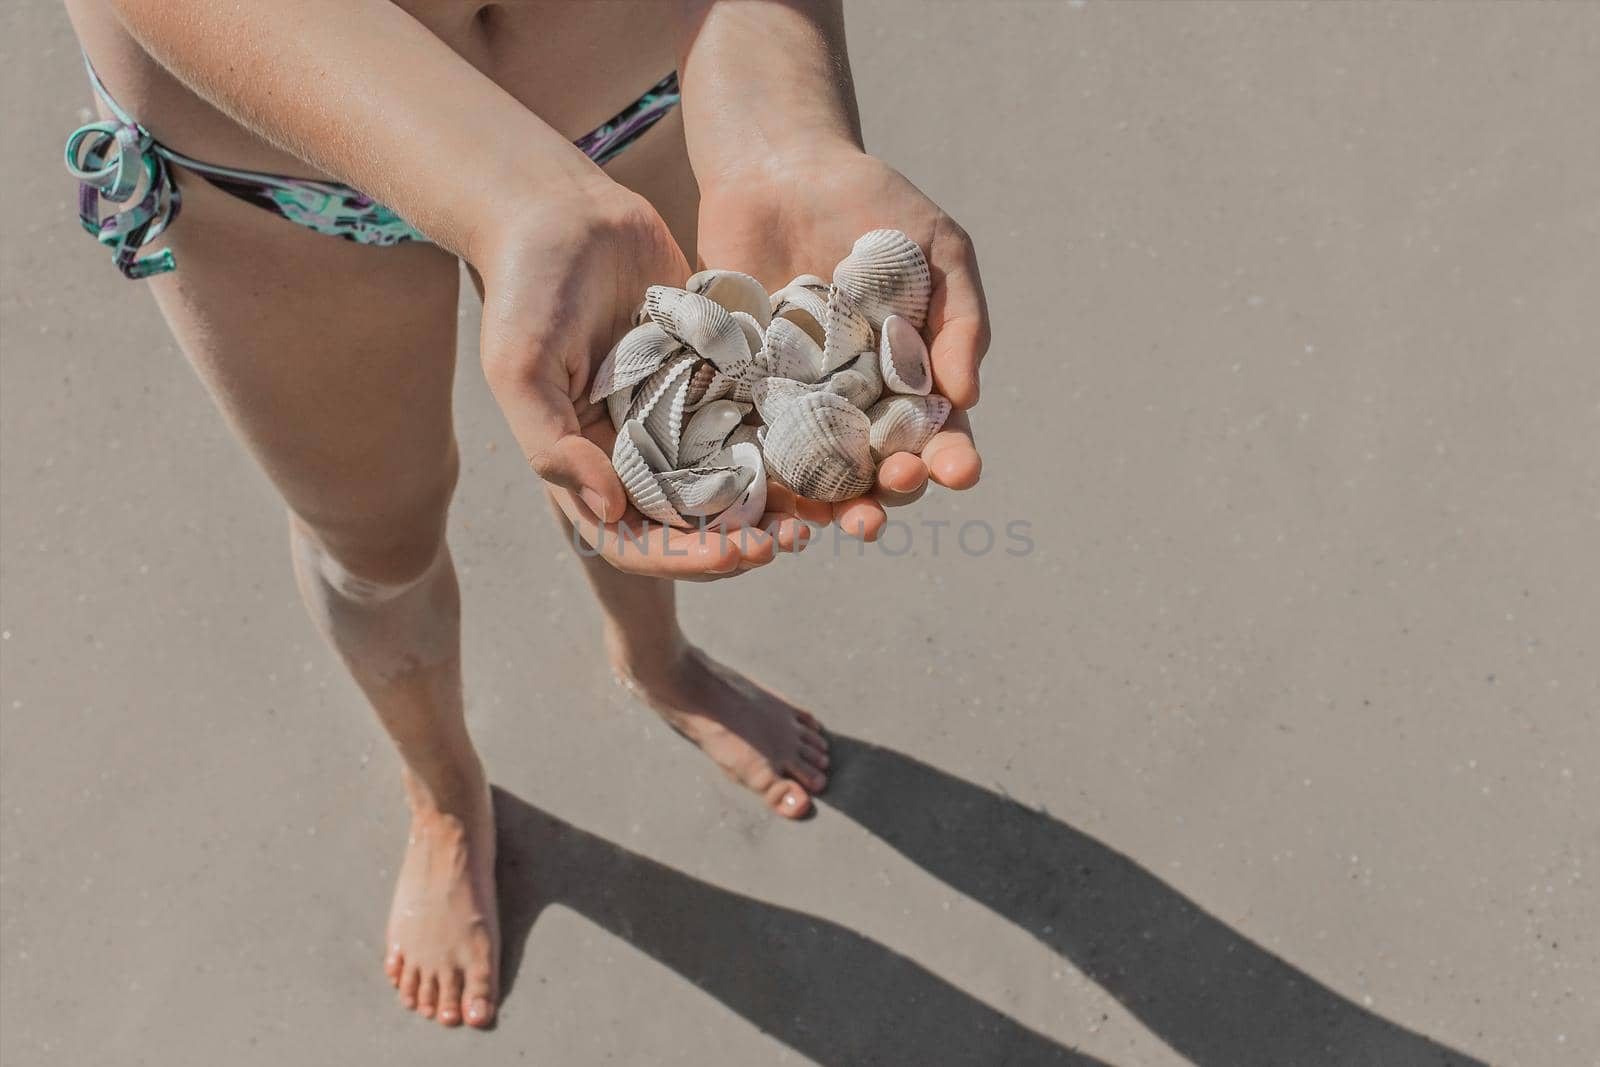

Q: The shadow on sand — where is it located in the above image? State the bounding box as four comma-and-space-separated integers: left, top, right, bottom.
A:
495, 736, 1484, 1066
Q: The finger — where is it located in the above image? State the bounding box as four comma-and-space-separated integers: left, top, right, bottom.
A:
762, 513, 816, 554
874, 452, 930, 508
926, 222, 990, 411
491, 365, 628, 522
786, 491, 834, 526
921, 408, 982, 490
833, 496, 887, 541
550, 486, 746, 578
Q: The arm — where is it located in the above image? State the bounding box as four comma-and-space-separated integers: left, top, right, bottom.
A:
674, 0, 988, 535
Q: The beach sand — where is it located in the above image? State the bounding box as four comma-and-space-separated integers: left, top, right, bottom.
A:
2, 3, 1596, 1064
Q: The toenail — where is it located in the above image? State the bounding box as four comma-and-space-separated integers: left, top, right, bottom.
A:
468, 998, 489, 1022
783, 793, 798, 806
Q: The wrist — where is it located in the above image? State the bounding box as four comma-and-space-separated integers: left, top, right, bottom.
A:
464, 174, 636, 277
695, 127, 865, 198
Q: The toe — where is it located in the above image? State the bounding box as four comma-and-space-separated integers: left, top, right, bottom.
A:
385, 946, 404, 987
464, 965, 497, 1029
799, 740, 830, 770
798, 724, 828, 752
417, 973, 439, 1019
765, 779, 812, 818
784, 758, 828, 794
793, 709, 824, 733
437, 969, 464, 1027
399, 962, 421, 1010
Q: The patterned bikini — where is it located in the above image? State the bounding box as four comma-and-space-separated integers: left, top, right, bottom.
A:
64, 54, 681, 279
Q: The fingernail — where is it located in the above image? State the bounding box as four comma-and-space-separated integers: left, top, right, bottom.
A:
580, 488, 611, 522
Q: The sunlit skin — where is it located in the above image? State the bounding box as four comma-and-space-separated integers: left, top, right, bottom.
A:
69, 0, 988, 1032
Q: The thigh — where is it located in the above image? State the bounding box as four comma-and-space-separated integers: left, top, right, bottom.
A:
145, 171, 464, 576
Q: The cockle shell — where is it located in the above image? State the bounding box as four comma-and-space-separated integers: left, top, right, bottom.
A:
644, 286, 753, 375
762, 390, 875, 502
705, 440, 767, 531
607, 385, 636, 433
590, 321, 681, 403
626, 353, 699, 461
687, 269, 773, 328
820, 294, 875, 376
729, 310, 765, 356
612, 420, 683, 526
769, 282, 829, 346
878, 314, 933, 396
658, 464, 752, 519
677, 399, 751, 467
831, 229, 932, 329
750, 375, 814, 425
613, 418, 767, 530
821, 349, 883, 410
866, 393, 951, 460
755, 316, 826, 385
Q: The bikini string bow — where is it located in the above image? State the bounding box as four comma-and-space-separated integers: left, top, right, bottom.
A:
64, 117, 181, 279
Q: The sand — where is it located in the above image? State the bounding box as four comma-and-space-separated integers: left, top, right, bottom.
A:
2, 3, 1596, 1064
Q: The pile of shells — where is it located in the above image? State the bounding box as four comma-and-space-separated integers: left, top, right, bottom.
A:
590, 229, 951, 529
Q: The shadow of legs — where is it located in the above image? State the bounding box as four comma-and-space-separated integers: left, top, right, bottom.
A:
493, 788, 1107, 1066
821, 736, 1486, 1067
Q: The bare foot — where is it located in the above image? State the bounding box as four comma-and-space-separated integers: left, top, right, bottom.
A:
614, 644, 830, 818
383, 775, 500, 1028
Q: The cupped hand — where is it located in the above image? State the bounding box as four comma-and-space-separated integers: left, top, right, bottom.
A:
473, 185, 800, 578
696, 144, 989, 538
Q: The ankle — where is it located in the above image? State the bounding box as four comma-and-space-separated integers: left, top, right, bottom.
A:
605, 626, 691, 682
401, 758, 488, 819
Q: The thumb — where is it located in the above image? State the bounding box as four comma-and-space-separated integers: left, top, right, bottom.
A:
492, 368, 627, 522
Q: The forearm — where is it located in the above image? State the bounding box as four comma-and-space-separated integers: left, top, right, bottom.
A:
111, 0, 613, 259
674, 0, 862, 189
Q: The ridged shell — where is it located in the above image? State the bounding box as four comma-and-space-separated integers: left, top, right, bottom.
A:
750, 376, 813, 425
724, 423, 762, 453
644, 286, 753, 374
704, 441, 767, 532
878, 314, 933, 396
627, 354, 697, 465
820, 293, 875, 375
677, 399, 751, 467
762, 391, 875, 502
821, 349, 883, 410
867, 394, 951, 459
831, 229, 932, 329
756, 316, 826, 384
590, 322, 681, 402
607, 384, 636, 433
769, 282, 828, 346
730, 310, 765, 356
683, 359, 721, 410
658, 464, 752, 519
612, 420, 683, 526
688, 269, 772, 328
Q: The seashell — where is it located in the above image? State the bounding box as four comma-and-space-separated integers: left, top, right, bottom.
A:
819, 293, 875, 375
756, 316, 826, 384
590, 321, 681, 403
762, 390, 875, 502
724, 423, 763, 453
878, 314, 933, 396
644, 286, 753, 374
750, 375, 815, 425
769, 282, 829, 346
729, 310, 765, 356
831, 228, 932, 329
867, 393, 951, 460
820, 349, 883, 410
658, 464, 753, 519
705, 441, 767, 531
627, 354, 697, 465
612, 420, 683, 526
607, 383, 637, 433
780, 274, 831, 297
688, 269, 772, 328
677, 399, 751, 467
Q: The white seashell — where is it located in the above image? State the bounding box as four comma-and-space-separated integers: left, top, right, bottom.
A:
688, 270, 773, 328
762, 390, 875, 502
677, 399, 751, 467
831, 228, 932, 329
607, 384, 636, 433
780, 274, 831, 296
878, 314, 933, 396
627, 354, 697, 465
750, 376, 814, 425
867, 393, 951, 460
590, 322, 681, 403
724, 423, 763, 455
658, 464, 752, 519
819, 293, 875, 375
729, 310, 765, 356
705, 440, 767, 532
820, 349, 883, 410
769, 282, 828, 346
612, 420, 683, 526
756, 316, 826, 384
644, 286, 753, 374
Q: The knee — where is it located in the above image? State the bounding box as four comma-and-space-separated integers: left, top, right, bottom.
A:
289, 457, 458, 604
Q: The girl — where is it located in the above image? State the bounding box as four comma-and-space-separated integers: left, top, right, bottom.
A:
64, 0, 987, 1030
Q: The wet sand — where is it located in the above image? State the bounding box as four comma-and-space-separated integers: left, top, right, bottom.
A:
2, 3, 1596, 1064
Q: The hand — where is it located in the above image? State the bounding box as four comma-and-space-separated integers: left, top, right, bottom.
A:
473, 186, 794, 578
695, 143, 989, 539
